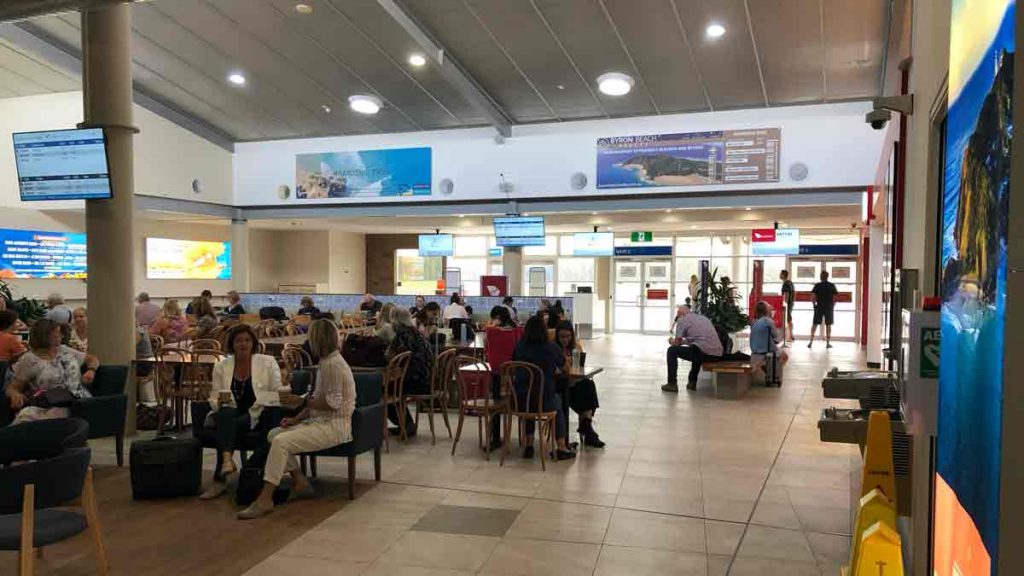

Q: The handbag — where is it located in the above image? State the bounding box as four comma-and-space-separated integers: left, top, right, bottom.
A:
341, 334, 388, 367
29, 387, 75, 408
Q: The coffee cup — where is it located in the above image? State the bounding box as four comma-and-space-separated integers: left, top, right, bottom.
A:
218, 390, 232, 404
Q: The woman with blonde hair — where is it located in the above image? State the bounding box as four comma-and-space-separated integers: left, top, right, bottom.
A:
373, 302, 398, 343
149, 299, 187, 343
192, 297, 219, 338
238, 319, 356, 519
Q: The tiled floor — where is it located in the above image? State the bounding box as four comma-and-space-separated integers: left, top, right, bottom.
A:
100, 333, 863, 575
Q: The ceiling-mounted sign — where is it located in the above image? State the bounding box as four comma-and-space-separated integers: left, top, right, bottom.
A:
614, 246, 672, 257
630, 231, 653, 242
295, 147, 431, 199
596, 128, 780, 189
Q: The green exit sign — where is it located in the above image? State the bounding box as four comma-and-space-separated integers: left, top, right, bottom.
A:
631, 231, 653, 242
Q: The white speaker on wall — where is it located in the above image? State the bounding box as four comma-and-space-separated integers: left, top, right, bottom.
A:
438, 178, 454, 195
570, 172, 588, 190
191, 178, 203, 194
277, 185, 291, 199
789, 162, 809, 182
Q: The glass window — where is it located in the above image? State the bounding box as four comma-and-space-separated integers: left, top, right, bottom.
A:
559, 235, 574, 256
454, 236, 488, 257
711, 235, 742, 258
446, 257, 488, 296
558, 257, 595, 294
676, 236, 711, 257
524, 235, 558, 256
395, 249, 442, 295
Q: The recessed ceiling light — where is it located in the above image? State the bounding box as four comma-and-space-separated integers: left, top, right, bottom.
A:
596, 72, 634, 96
557, 84, 566, 90
607, 227, 614, 231
706, 23, 726, 38
591, 212, 598, 215
408, 53, 427, 67
321, 104, 332, 114
295, 3, 313, 14
227, 72, 246, 86
458, 214, 465, 218
348, 94, 382, 114
691, 225, 699, 229
665, 209, 672, 213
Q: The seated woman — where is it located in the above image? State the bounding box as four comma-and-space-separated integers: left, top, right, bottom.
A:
238, 319, 356, 519
488, 305, 516, 328
415, 301, 441, 338
149, 299, 187, 343
5, 319, 100, 425
386, 308, 432, 437
199, 324, 283, 500
69, 307, 88, 352
749, 301, 788, 381
296, 296, 321, 319
192, 298, 219, 339
554, 322, 604, 448
373, 302, 398, 344
0, 310, 27, 362
511, 315, 575, 460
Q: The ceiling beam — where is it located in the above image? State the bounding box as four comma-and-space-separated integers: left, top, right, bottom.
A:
0, 0, 135, 23
0, 20, 236, 152
374, 0, 512, 138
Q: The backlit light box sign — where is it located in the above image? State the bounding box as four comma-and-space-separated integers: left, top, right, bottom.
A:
573, 232, 614, 256
13, 128, 112, 201
145, 238, 231, 280
418, 234, 454, 257
751, 228, 800, 256
0, 228, 87, 279
494, 216, 545, 247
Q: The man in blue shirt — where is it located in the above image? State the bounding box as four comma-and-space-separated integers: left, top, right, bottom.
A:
750, 301, 788, 380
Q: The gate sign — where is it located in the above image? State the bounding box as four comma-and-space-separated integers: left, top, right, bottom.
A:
920, 327, 940, 378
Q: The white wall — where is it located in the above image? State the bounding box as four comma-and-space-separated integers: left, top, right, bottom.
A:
247, 228, 367, 293
0, 92, 233, 208
329, 230, 366, 293
234, 101, 885, 206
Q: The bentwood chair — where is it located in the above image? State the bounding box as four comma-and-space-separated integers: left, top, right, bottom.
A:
404, 348, 456, 445
451, 355, 508, 459
154, 347, 188, 432
189, 338, 222, 352
500, 361, 556, 471
381, 351, 412, 451
0, 447, 108, 576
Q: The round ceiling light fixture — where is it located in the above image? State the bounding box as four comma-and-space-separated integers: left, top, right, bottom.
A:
348, 94, 382, 114
227, 72, 246, 86
706, 23, 726, 38
408, 53, 427, 67
597, 72, 634, 96
295, 3, 313, 14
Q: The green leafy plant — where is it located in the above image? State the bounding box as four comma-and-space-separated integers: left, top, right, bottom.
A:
695, 267, 749, 334
0, 279, 48, 324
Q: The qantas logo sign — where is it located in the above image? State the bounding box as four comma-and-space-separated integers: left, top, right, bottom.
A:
751, 229, 776, 243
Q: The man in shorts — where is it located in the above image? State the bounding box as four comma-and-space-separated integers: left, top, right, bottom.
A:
779, 270, 795, 345
808, 271, 839, 349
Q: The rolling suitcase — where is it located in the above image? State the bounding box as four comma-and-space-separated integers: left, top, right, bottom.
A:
765, 352, 783, 387
130, 435, 202, 499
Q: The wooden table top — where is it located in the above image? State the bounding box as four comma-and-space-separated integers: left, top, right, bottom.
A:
457, 363, 603, 380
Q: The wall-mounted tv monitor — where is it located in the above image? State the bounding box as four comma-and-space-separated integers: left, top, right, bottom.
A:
494, 216, 545, 247
145, 238, 231, 280
0, 228, 87, 279
751, 228, 800, 256
13, 128, 112, 201
418, 234, 454, 257
573, 232, 614, 256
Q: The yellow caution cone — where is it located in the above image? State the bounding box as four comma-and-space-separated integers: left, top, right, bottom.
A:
853, 521, 903, 576
849, 489, 897, 575
861, 410, 896, 504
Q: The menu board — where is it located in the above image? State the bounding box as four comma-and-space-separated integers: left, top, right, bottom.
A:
0, 228, 87, 279
596, 128, 780, 189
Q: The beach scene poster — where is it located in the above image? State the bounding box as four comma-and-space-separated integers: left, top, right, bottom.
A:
596, 128, 780, 189
295, 147, 431, 199
934, 1, 1014, 575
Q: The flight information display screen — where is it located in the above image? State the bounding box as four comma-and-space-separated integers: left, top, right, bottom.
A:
13, 128, 112, 201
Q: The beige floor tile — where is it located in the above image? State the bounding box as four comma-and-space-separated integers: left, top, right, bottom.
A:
376, 532, 500, 572
705, 520, 746, 556
751, 500, 803, 529
603, 508, 706, 553
279, 525, 405, 563
505, 500, 611, 544
244, 554, 369, 576
737, 525, 815, 562
439, 490, 529, 510
322, 499, 435, 530
706, 554, 732, 576
593, 545, 706, 576
703, 497, 756, 523
793, 503, 852, 535
806, 531, 851, 565
728, 556, 821, 575
361, 564, 474, 576
480, 538, 601, 576
615, 491, 705, 517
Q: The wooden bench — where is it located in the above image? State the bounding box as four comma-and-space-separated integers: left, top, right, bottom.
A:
703, 361, 755, 399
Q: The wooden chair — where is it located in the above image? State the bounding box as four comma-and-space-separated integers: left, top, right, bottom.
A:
404, 348, 456, 445
451, 356, 508, 459
0, 448, 107, 576
154, 347, 188, 432
180, 349, 225, 428
189, 338, 221, 352
284, 323, 302, 336
239, 313, 261, 325
500, 361, 556, 471
293, 315, 313, 327
381, 351, 412, 452
265, 326, 286, 338
282, 345, 312, 373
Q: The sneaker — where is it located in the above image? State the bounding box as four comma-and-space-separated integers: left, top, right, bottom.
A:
522, 445, 535, 459
807, 342, 813, 349
686, 380, 697, 391
661, 383, 679, 393
584, 434, 606, 448
826, 343, 833, 349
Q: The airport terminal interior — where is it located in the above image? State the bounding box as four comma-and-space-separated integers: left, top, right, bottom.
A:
0, 0, 1019, 575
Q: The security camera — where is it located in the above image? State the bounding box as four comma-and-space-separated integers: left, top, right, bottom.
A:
865, 94, 914, 129
866, 109, 892, 130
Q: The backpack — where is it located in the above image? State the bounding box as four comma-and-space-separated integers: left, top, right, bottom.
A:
341, 334, 388, 367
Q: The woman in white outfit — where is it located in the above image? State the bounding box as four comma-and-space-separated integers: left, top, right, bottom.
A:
238, 319, 356, 519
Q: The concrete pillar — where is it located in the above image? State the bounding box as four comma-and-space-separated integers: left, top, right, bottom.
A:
503, 246, 523, 296
82, 4, 136, 430
231, 218, 250, 291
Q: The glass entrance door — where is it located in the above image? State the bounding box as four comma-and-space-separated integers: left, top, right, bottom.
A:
613, 259, 673, 333
786, 257, 859, 340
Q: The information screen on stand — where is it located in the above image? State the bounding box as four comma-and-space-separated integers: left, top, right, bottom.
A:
13, 128, 112, 201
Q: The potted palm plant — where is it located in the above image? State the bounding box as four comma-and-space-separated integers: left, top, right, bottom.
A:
695, 268, 749, 354
0, 278, 48, 324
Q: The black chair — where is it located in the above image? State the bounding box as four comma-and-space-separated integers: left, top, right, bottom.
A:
191, 403, 284, 478
300, 370, 385, 500
0, 418, 89, 465
69, 365, 129, 467
0, 361, 10, 426
0, 447, 108, 575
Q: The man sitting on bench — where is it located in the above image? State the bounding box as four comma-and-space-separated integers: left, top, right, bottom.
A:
662, 305, 723, 392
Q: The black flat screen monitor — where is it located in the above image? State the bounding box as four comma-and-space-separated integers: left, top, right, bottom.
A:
494, 216, 545, 247
13, 128, 112, 201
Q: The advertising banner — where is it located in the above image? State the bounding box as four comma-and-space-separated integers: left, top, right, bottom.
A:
0, 228, 86, 279
145, 238, 232, 280
596, 128, 780, 189
934, 1, 1015, 574
295, 147, 431, 199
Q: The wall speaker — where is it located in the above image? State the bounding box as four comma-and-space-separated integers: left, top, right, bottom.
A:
277, 185, 291, 199
789, 162, 809, 181
438, 178, 454, 195
191, 179, 202, 194
570, 172, 588, 190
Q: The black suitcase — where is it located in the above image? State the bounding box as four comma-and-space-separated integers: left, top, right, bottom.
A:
130, 436, 202, 499
765, 352, 783, 387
